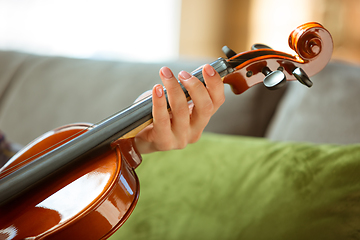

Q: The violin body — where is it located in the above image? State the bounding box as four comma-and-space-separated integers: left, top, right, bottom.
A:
0, 22, 333, 239
0, 124, 141, 239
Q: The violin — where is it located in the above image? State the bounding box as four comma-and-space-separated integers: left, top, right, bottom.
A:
0, 22, 333, 239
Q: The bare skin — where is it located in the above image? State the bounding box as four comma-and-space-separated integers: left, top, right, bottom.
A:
135, 64, 225, 154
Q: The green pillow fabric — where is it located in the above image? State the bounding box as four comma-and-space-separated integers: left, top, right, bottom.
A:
110, 133, 360, 240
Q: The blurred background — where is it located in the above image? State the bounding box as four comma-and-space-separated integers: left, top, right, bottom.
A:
0, 0, 359, 64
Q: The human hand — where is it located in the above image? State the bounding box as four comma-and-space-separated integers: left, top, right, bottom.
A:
135, 64, 225, 154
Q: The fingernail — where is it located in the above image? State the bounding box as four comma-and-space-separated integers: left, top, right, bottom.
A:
155, 85, 163, 98
179, 70, 192, 80
161, 67, 173, 79
204, 64, 215, 76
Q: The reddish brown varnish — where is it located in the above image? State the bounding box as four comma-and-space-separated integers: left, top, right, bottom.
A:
0, 124, 141, 239
0, 22, 333, 240
223, 22, 333, 94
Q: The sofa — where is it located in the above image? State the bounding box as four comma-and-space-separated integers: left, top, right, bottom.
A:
0, 50, 360, 239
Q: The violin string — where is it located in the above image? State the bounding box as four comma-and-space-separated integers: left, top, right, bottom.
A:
0, 125, 95, 178
0, 128, 87, 177
0, 58, 252, 178
0, 97, 152, 177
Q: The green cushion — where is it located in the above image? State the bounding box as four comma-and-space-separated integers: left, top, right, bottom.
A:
109, 133, 360, 240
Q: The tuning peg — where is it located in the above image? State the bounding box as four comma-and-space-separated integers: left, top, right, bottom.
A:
251, 44, 272, 50
262, 66, 287, 90
292, 67, 313, 87
222, 46, 237, 58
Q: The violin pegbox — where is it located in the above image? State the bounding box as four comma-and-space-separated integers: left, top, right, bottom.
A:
221, 22, 333, 94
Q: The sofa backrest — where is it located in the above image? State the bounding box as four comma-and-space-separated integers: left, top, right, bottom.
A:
0, 51, 286, 145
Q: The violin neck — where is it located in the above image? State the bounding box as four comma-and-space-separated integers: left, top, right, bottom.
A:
119, 57, 235, 139
0, 58, 233, 205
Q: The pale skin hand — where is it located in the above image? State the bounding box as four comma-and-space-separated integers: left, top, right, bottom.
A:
135, 64, 225, 154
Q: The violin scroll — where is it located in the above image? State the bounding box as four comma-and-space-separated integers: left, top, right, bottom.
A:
222, 22, 333, 94
289, 22, 324, 60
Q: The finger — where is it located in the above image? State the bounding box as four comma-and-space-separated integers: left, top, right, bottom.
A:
135, 83, 170, 154
178, 70, 213, 133
151, 84, 174, 146
160, 67, 190, 139
202, 64, 225, 111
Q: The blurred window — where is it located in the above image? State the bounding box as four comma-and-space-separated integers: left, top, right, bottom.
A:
0, 0, 181, 62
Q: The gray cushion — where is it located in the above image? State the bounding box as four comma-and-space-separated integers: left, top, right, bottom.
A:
266, 61, 360, 144
0, 51, 28, 100
205, 83, 286, 137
